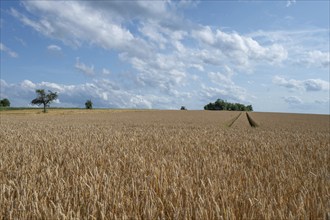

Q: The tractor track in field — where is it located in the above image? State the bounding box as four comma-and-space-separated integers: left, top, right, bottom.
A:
246, 112, 258, 127
227, 112, 258, 128
227, 112, 242, 127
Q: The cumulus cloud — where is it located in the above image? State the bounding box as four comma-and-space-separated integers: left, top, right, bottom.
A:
303, 79, 330, 91
208, 68, 234, 86
75, 58, 95, 76
247, 29, 329, 70
120, 53, 188, 92
47, 44, 62, 56
0, 43, 18, 58
283, 96, 302, 105
0, 79, 154, 109
192, 26, 288, 67
314, 98, 329, 105
138, 20, 188, 52
199, 85, 251, 105
193, 26, 215, 45
273, 76, 301, 90
205, 67, 253, 103
286, 0, 296, 7
273, 76, 329, 91
47, 44, 61, 52
102, 68, 111, 75
12, 2, 140, 51
280, 96, 329, 113
298, 50, 330, 68
83, 1, 170, 23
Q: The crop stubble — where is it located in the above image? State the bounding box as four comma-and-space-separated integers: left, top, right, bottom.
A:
0, 110, 329, 219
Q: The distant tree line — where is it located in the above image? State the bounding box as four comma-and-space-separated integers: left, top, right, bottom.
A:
204, 99, 253, 111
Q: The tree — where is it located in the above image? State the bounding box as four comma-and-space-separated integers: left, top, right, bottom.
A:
0, 98, 10, 107
204, 99, 253, 111
31, 89, 58, 113
246, 105, 253, 111
85, 99, 93, 109
180, 106, 187, 110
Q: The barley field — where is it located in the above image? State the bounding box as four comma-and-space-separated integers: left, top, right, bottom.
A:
0, 109, 329, 219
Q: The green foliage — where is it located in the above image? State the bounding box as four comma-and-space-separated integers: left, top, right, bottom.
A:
0, 98, 10, 107
85, 100, 93, 109
204, 99, 253, 111
31, 89, 58, 113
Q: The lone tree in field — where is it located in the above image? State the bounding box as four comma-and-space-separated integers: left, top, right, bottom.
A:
31, 89, 58, 113
85, 99, 93, 109
0, 98, 10, 107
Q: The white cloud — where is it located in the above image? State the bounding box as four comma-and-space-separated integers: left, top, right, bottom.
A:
303, 79, 330, 91
247, 29, 330, 70
199, 84, 251, 104
120, 53, 188, 92
102, 68, 111, 75
280, 96, 329, 113
139, 22, 168, 49
193, 26, 215, 45
192, 27, 288, 67
273, 76, 329, 92
21, 80, 36, 90
299, 50, 330, 68
75, 58, 95, 76
0, 43, 18, 58
208, 71, 234, 86
0, 79, 153, 109
248, 29, 329, 50
47, 44, 61, 52
283, 96, 302, 105
273, 76, 301, 90
83, 1, 170, 22
12, 2, 138, 51
10, 8, 57, 40
314, 98, 329, 105
205, 67, 253, 103
138, 20, 188, 52
286, 0, 296, 7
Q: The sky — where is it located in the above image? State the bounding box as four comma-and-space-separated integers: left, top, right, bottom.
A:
0, 0, 329, 114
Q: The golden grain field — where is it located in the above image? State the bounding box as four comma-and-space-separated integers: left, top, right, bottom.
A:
0, 109, 329, 219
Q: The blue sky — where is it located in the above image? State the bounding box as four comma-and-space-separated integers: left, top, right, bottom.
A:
1, 0, 329, 113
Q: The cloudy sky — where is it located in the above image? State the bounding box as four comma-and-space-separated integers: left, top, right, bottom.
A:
1, 0, 329, 113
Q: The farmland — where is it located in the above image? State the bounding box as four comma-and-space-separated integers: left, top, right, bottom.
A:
0, 109, 329, 219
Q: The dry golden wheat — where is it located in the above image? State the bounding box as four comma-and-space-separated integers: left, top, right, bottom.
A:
0, 110, 329, 219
